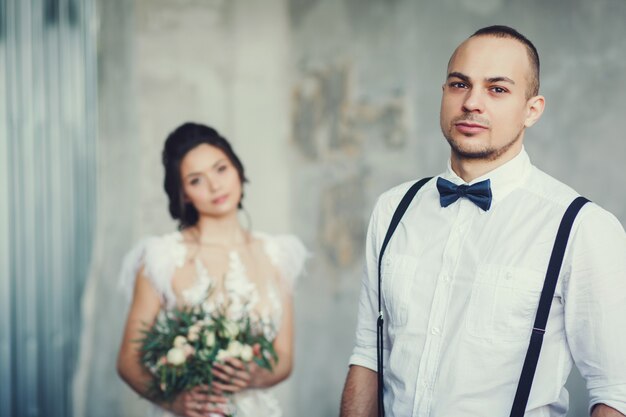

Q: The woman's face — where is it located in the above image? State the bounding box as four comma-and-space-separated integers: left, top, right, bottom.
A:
179, 143, 243, 219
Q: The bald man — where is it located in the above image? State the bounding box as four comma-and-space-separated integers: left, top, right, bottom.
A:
340, 26, 626, 417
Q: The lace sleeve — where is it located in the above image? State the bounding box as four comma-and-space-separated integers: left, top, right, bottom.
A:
117, 237, 154, 304
262, 234, 309, 290
118, 233, 185, 308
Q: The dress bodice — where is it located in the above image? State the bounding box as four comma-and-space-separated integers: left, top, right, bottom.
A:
177, 233, 288, 340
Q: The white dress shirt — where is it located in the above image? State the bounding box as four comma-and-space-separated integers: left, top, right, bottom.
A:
349, 149, 626, 417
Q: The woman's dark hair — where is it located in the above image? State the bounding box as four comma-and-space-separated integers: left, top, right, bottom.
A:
162, 122, 248, 229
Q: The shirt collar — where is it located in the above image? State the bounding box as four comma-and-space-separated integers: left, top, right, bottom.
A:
442, 147, 532, 206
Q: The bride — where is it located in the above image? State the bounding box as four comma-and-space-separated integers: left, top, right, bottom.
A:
117, 122, 306, 417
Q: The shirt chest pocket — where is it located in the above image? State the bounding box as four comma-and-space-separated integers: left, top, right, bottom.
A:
466, 264, 546, 342
381, 253, 418, 326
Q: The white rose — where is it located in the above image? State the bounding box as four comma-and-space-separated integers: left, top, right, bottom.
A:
220, 321, 240, 339
227, 340, 243, 358
173, 335, 188, 348
240, 344, 253, 362
166, 347, 186, 366
187, 323, 202, 342
216, 349, 230, 362
205, 332, 216, 347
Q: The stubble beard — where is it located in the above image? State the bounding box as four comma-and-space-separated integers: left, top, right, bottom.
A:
443, 124, 525, 162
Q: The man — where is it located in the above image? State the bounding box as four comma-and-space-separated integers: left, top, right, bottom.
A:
340, 26, 626, 417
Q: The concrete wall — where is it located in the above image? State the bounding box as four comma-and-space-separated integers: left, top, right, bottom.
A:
72, 0, 140, 416
77, 1, 626, 416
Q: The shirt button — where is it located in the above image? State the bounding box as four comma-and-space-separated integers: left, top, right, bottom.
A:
431, 327, 441, 335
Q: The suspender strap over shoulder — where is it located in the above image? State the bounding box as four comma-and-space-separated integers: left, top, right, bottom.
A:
509, 196, 590, 417
377, 177, 432, 417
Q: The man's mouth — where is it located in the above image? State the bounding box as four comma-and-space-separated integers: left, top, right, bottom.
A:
454, 121, 488, 134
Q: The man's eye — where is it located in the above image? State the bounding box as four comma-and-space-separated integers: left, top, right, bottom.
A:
450, 82, 467, 89
490, 86, 507, 93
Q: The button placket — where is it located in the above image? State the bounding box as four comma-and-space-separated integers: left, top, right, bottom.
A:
413, 203, 468, 417
415, 198, 475, 417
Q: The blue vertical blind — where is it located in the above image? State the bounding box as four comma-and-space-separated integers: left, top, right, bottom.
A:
0, 0, 97, 416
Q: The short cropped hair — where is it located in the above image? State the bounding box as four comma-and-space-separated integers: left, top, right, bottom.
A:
471, 25, 540, 98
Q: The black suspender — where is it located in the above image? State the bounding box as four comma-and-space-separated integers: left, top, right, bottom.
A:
509, 196, 590, 417
376, 178, 589, 417
377, 177, 432, 417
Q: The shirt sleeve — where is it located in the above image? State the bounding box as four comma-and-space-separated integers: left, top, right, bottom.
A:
349, 197, 390, 371
563, 204, 626, 415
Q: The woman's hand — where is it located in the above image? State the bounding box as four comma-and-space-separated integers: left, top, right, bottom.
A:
211, 358, 260, 394
165, 385, 229, 417
210, 283, 297, 395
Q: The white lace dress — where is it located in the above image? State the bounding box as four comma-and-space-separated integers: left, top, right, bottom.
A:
119, 231, 307, 417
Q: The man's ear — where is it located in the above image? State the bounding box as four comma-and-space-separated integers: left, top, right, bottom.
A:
524, 95, 545, 128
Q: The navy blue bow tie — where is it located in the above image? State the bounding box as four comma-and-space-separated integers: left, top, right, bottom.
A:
437, 177, 492, 211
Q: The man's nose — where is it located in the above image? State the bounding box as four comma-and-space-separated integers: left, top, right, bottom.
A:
462, 89, 485, 113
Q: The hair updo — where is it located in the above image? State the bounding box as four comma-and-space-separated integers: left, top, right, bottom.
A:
162, 122, 248, 229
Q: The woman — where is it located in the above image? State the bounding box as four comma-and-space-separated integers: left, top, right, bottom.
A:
117, 122, 306, 417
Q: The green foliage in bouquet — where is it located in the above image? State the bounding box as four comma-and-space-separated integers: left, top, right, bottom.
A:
138, 305, 278, 402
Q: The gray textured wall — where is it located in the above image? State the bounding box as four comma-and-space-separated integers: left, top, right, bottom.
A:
72, 0, 141, 416
77, 1, 626, 416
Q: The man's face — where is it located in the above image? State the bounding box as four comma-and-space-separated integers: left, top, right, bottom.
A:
440, 35, 538, 162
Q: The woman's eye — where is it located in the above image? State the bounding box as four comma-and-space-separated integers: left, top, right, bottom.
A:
217, 165, 228, 173
190, 178, 200, 185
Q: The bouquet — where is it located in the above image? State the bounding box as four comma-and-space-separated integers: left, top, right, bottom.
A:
138, 303, 278, 414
